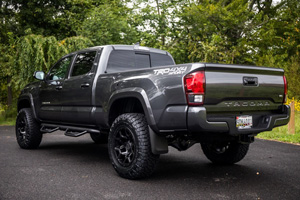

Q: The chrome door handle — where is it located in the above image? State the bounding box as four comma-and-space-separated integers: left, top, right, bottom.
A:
80, 83, 90, 88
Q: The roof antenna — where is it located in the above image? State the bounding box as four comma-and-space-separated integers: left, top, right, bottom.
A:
134, 42, 140, 46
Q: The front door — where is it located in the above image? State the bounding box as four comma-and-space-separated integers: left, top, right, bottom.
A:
38, 56, 73, 122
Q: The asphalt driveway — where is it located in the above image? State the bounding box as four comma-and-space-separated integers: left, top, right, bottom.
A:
0, 126, 299, 200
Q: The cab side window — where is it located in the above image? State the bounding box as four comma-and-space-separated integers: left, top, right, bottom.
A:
106, 50, 173, 73
106, 50, 151, 73
48, 56, 72, 81
106, 50, 135, 73
71, 51, 96, 77
150, 53, 174, 67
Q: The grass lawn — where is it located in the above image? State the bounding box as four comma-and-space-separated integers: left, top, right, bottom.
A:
0, 117, 15, 126
257, 111, 300, 144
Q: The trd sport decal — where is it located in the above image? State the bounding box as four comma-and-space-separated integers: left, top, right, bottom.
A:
154, 66, 187, 75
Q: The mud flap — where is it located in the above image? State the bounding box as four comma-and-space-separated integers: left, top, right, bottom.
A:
148, 126, 168, 154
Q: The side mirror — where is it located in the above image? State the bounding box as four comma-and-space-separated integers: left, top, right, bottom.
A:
33, 71, 45, 80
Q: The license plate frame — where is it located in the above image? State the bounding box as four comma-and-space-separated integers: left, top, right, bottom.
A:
236, 115, 253, 129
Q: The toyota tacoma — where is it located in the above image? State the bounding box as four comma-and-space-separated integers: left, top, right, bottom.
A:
16, 44, 290, 179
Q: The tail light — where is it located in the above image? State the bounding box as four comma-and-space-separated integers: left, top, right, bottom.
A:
184, 71, 205, 105
283, 75, 288, 103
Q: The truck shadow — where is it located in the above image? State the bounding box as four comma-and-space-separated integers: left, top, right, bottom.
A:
38, 141, 110, 162
152, 158, 259, 181
38, 140, 264, 183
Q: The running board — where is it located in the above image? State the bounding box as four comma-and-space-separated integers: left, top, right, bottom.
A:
65, 130, 87, 137
40, 126, 59, 133
40, 123, 100, 136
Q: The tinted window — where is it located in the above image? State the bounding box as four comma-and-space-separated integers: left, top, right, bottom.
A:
106, 50, 174, 73
107, 50, 135, 73
48, 56, 72, 80
135, 53, 150, 68
151, 53, 174, 67
71, 51, 96, 77
107, 50, 151, 73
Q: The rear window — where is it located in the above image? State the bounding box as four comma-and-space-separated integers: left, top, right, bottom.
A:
135, 53, 151, 68
106, 50, 174, 73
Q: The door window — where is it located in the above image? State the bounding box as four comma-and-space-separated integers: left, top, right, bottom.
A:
48, 56, 72, 80
71, 51, 96, 77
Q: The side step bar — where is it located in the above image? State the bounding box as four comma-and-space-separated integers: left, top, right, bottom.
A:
65, 130, 87, 137
40, 126, 59, 133
40, 123, 100, 137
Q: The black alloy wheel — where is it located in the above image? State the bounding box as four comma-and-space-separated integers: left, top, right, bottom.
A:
108, 113, 160, 179
16, 108, 42, 149
113, 125, 136, 167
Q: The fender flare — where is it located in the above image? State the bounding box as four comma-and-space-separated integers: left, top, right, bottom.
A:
17, 93, 39, 121
108, 87, 156, 127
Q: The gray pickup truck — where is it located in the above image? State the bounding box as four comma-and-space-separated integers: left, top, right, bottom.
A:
16, 44, 290, 179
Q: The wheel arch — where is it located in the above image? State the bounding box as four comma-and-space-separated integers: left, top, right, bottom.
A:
107, 88, 156, 128
17, 94, 38, 120
107, 88, 168, 155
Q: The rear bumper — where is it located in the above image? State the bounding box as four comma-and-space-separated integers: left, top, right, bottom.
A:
187, 105, 290, 136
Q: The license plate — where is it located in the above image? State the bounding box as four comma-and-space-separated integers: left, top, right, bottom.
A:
236, 115, 253, 129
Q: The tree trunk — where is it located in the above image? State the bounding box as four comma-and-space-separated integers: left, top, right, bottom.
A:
155, 0, 165, 46
7, 76, 12, 107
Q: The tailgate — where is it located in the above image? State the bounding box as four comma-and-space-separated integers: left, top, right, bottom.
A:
204, 63, 285, 112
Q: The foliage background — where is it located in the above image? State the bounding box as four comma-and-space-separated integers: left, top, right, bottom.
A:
0, 0, 299, 119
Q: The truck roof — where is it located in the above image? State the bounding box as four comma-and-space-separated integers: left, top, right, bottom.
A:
66, 45, 170, 56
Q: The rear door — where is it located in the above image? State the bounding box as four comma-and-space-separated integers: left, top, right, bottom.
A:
59, 50, 99, 125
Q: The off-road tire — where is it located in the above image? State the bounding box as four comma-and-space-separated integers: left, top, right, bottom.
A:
108, 113, 159, 179
201, 142, 249, 164
90, 133, 108, 144
15, 108, 42, 149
